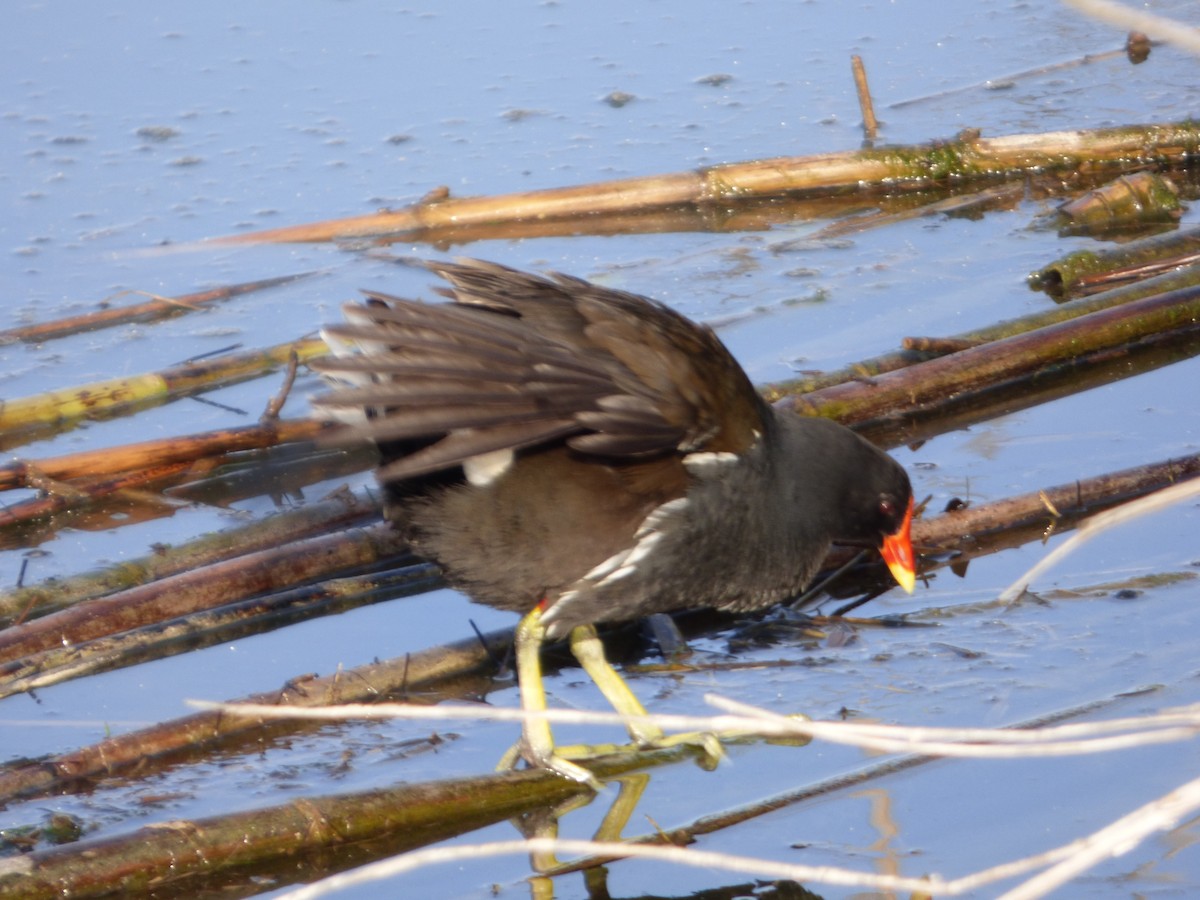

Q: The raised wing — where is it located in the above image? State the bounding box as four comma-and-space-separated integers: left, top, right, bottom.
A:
312, 259, 767, 481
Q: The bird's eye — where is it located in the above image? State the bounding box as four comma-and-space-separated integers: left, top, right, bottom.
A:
878, 496, 896, 519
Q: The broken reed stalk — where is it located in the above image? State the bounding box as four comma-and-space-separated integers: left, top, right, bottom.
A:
0, 491, 378, 626
913, 452, 1200, 558
779, 282, 1200, 427
208, 121, 1200, 245
0, 461, 196, 526
0, 419, 334, 532
0, 337, 326, 439
1, 434, 378, 548
1030, 225, 1200, 299
0, 524, 412, 665
0, 417, 329, 493
0, 273, 315, 346
1051, 171, 1182, 239
863, 327, 1200, 454
0, 565, 442, 699
1, 450, 1194, 810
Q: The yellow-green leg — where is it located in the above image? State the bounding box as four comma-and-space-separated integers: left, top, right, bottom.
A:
568, 624, 664, 745
564, 623, 724, 767
496, 607, 602, 788
498, 609, 729, 782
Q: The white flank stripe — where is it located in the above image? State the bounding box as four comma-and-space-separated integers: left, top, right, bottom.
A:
581, 549, 629, 582
683, 451, 738, 472
636, 497, 688, 538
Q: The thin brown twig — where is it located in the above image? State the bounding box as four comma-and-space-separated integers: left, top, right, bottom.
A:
0, 273, 316, 346
262, 350, 301, 421
851, 55, 879, 140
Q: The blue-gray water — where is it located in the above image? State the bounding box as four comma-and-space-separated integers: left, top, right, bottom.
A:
3, 1, 1200, 897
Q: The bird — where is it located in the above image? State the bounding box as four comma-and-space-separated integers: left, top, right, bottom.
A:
312, 258, 916, 785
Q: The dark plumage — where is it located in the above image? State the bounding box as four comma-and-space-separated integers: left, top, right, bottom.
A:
313, 259, 915, 783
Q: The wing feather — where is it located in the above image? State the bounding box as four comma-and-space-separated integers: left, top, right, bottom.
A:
312, 258, 768, 477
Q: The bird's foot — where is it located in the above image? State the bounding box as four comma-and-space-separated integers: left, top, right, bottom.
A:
560, 713, 812, 770
549, 729, 725, 771
761, 713, 813, 747
635, 713, 812, 765
711, 712, 813, 748
497, 739, 604, 791
640, 729, 726, 770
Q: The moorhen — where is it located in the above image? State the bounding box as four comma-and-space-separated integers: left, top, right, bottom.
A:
314, 259, 915, 785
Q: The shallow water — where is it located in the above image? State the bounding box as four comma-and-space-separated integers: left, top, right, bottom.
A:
3, 1, 1200, 897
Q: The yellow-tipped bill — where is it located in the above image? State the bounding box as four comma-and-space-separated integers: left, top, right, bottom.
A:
880, 495, 916, 594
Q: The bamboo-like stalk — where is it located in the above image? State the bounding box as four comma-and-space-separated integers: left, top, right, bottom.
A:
764, 263, 1200, 400
0, 745, 706, 900
0, 419, 329, 493
1030, 225, 1200, 299
0, 461, 196, 527
0, 438, 378, 548
858, 328, 1200, 453
207, 121, 1200, 246
914, 453, 1200, 557
850, 55, 878, 141
0, 491, 379, 626
0, 273, 315, 346
0, 524, 411, 665
1052, 172, 1181, 238
0, 337, 327, 439
0, 565, 441, 699
778, 283, 1200, 426
193, 174, 1081, 249
0, 420, 339, 533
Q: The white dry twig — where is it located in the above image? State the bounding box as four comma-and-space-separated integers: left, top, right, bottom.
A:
189, 695, 1200, 760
